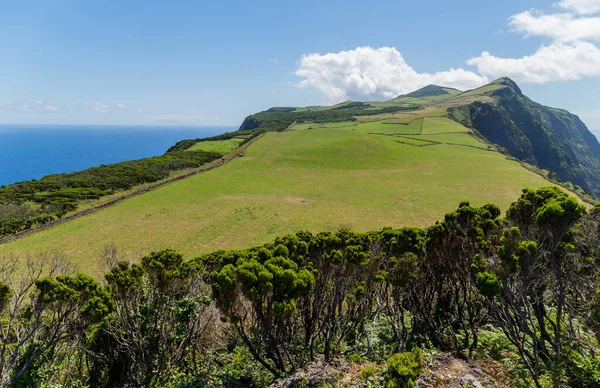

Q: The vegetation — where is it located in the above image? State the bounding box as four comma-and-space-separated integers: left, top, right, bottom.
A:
224, 78, 600, 200
166, 129, 254, 152
448, 78, 600, 197
0, 150, 221, 238
1, 187, 599, 387
187, 138, 244, 154
238, 103, 420, 132
0, 119, 561, 266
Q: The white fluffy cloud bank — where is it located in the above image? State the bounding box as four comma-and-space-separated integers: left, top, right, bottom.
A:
468, 41, 600, 83
467, 0, 600, 83
558, 0, 600, 15
295, 47, 488, 101
508, 10, 600, 42
296, 1, 600, 101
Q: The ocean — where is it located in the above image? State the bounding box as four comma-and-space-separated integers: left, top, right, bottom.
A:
0, 124, 234, 187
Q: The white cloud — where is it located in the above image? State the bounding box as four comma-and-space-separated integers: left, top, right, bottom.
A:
468, 41, 600, 83
86, 102, 109, 113
116, 104, 126, 111
268, 58, 279, 64
509, 10, 600, 42
20, 105, 29, 111
35, 100, 43, 105
557, 0, 600, 15
43, 105, 59, 112
467, 1, 600, 85
295, 46, 488, 102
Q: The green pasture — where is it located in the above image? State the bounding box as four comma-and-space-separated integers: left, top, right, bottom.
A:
187, 138, 243, 153
1, 125, 560, 272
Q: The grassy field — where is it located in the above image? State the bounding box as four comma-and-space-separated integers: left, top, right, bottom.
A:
1, 117, 563, 273
187, 138, 243, 153
421, 117, 469, 134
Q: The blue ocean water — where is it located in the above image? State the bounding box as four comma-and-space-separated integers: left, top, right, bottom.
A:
0, 124, 234, 187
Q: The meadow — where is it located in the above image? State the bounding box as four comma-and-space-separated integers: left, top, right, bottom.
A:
187, 138, 243, 153
0, 117, 561, 273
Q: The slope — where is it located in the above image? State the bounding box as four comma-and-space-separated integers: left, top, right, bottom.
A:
234, 77, 600, 198
447, 78, 600, 196
0, 117, 562, 271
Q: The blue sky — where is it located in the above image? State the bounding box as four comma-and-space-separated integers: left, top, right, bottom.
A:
1, 0, 600, 130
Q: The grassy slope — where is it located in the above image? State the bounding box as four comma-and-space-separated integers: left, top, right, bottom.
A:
1, 118, 559, 272
187, 139, 243, 153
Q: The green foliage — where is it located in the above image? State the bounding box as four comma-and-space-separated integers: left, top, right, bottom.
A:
238, 103, 419, 133
2, 185, 597, 386
385, 349, 423, 388
0, 281, 11, 311
475, 271, 500, 297
360, 365, 378, 382
167, 129, 254, 152
35, 273, 113, 323
0, 150, 221, 238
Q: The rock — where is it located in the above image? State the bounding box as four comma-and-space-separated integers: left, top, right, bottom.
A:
460, 373, 483, 388
270, 357, 354, 388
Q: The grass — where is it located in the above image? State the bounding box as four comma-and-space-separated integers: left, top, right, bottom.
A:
187, 139, 243, 153
421, 117, 469, 134
353, 119, 423, 135
0, 124, 564, 273
391, 137, 436, 146
418, 133, 486, 147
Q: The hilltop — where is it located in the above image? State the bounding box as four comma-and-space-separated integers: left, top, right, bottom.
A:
228, 77, 600, 198
389, 84, 462, 101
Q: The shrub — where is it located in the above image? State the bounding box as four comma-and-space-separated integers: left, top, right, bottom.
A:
385, 348, 423, 388
360, 365, 378, 381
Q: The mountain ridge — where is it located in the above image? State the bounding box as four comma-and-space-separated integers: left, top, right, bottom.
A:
234, 77, 600, 197
395, 84, 462, 99
448, 77, 600, 196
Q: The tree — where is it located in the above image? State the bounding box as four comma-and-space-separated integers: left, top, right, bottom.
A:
477, 187, 588, 387
0, 252, 112, 387
87, 248, 217, 387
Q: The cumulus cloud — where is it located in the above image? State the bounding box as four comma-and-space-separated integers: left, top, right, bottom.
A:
467, 1, 600, 85
43, 105, 59, 112
116, 104, 126, 111
86, 102, 109, 113
558, 0, 600, 15
468, 41, 600, 83
509, 10, 600, 42
295, 46, 488, 102
20, 105, 29, 112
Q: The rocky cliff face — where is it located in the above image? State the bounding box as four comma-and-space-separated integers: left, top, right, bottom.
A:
450, 78, 600, 197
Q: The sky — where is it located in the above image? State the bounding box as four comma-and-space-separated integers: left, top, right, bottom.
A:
1, 0, 600, 130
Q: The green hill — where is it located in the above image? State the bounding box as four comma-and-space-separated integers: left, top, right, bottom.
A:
0, 117, 569, 268
0, 78, 597, 268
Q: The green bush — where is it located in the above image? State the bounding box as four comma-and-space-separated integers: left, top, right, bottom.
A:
385, 348, 423, 388
360, 365, 378, 381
